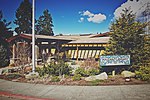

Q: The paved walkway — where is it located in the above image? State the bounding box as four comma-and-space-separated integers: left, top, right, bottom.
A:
0, 79, 150, 100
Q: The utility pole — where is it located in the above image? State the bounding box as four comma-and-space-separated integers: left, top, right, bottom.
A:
32, 0, 35, 72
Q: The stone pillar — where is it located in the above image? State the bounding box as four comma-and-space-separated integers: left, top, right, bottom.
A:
35, 45, 39, 65
12, 44, 16, 64
35, 45, 39, 60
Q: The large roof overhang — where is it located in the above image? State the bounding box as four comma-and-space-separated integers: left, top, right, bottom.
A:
7, 34, 74, 43
6, 34, 32, 43
6, 33, 110, 44
68, 37, 110, 44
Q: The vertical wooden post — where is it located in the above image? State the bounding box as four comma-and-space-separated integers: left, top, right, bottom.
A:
76, 46, 79, 62
112, 70, 115, 76
12, 44, 16, 63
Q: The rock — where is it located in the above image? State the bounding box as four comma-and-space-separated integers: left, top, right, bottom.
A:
121, 71, 135, 78
25, 72, 39, 79
70, 65, 80, 75
95, 72, 108, 80
85, 76, 96, 81
1, 69, 9, 74
12, 79, 19, 82
85, 72, 108, 81
24, 66, 32, 73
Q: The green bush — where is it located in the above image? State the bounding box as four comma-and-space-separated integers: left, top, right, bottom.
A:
36, 65, 48, 77
75, 67, 100, 77
0, 42, 10, 67
71, 61, 76, 65
75, 67, 89, 77
5, 73, 23, 79
36, 60, 72, 77
51, 76, 60, 82
135, 66, 150, 81
72, 74, 81, 81
88, 68, 100, 76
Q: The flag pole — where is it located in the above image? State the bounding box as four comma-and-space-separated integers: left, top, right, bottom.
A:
32, 0, 35, 73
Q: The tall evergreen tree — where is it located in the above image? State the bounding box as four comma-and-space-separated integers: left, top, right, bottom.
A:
36, 9, 54, 36
0, 11, 13, 39
14, 0, 32, 34
142, 34, 150, 66
0, 11, 13, 67
105, 8, 147, 66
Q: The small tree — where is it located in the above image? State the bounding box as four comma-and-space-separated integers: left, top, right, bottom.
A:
36, 9, 54, 36
14, 0, 32, 34
0, 11, 13, 67
0, 39, 10, 67
105, 8, 147, 67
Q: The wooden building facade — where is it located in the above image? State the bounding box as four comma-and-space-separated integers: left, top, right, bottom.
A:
7, 33, 110, 64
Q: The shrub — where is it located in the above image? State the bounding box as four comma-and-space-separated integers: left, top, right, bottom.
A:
129, 65, 140, 72
36, 65, 48, 77
135, 66, 150, 81
80, 58, 99, 69
75, 67, 100, 77
72, 74, 81, 81
51, 76, 60, 82
36, 60, 72, 77
71, 61, 76, 65
88, 68, 100, 76
5, 73, 23, 79
58, 60, 72, 75
75, 67, 89, 77
0, 42, 10, 68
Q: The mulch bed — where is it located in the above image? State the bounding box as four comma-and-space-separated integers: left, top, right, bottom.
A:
0, 74, 148, 86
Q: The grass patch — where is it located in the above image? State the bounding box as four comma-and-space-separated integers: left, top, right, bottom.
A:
88, 79, 104, 86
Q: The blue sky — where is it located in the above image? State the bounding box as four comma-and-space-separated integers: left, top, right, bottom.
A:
1, 0, 147, 35
36, 0, 127, 34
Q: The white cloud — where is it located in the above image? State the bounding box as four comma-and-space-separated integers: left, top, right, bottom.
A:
87, 13, 106, 23
79, 10, 106, 23
114, 0, 149, 18
83, 10, 94, 17
78, 17, 84, 23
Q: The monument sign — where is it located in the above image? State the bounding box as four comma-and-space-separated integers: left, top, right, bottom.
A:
100, 55, 130, 66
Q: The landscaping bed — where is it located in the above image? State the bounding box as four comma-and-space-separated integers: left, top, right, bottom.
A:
0, 74, 148, 86
0, 59, 149, 86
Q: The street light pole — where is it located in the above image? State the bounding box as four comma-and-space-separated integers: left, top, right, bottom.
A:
32, 0, 35, 73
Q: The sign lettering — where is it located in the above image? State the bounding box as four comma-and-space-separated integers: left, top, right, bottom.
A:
100, 55, 130, 66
